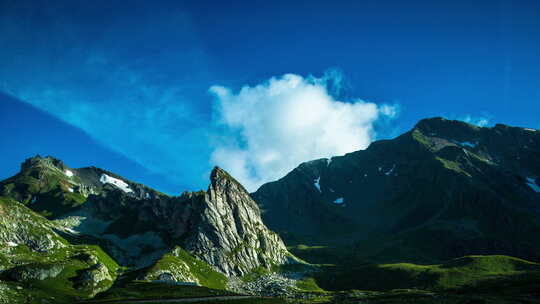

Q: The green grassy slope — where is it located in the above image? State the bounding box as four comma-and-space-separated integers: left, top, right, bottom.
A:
0, 162, 88, 218
139, 247, 229, 290
0, 244, 120, 303
314, 255, 540, 292
0, 196, 119, 303
88, 281, 235, 302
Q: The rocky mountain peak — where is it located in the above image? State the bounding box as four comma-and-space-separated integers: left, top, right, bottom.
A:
210, 166, 248, 193
413, 117, 481, 140
253, 118, 540, 262
184, 166, 291, 276
20, 155, 66, 173
210, 166, 227, 179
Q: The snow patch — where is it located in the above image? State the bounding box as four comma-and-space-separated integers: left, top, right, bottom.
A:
524, 128, 537, 132
65, 228, 78, 234
6, 241, 18, 247
313, 177, 321, 193
333, 197, 344, 204
326, 158, 332, 166
385, 164, 396, 176
526, 177, 540, 193
458, 141, 477, 148
64, 169, 74, 177
99, 174, 133, 193
68, 187, 74, 193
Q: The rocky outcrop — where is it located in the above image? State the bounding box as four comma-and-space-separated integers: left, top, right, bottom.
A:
83, 166, 293, 276
140, 248, 203, 285
0, 193, 119, 301
0, 197, 66, 253
74, 262, 114, 297
6, 264, 64, 281
182, 167, 290, 276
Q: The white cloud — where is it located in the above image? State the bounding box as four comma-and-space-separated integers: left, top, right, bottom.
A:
379, 104, 399, 118
210, 73, 397, 191
460, 115, 490, 127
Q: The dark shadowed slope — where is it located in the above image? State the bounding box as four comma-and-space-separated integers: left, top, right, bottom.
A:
253, 118, 540, 263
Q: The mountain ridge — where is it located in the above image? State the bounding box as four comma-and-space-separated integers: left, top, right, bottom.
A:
252, 117, 540, 263
0, 155, 294, 278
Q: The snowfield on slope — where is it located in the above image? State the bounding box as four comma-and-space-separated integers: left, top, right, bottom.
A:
313, 177, 321, 193
100, 173, 133, 193
526, 177, 540, 193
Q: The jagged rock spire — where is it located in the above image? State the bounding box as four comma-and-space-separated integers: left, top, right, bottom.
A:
184, 166, 290, 276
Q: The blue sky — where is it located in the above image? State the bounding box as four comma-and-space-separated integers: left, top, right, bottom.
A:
1, 0, 539, 193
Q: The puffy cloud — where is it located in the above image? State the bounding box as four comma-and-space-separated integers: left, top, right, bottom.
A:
210, 73, 397, 191
460, 115, 491, 127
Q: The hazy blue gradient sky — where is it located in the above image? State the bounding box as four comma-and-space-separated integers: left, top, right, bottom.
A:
1, 0, 539, 193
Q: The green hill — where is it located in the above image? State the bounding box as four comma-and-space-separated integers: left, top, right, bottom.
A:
315, 255, 540, 292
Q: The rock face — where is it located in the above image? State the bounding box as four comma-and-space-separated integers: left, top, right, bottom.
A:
6, 264, 64, 281
252, 118, 540, 263
182, 167, 289, 276
74, 262, 114, 297
87, 167, 290, 276
0, 197, 66, 253
0, 156, 292, 277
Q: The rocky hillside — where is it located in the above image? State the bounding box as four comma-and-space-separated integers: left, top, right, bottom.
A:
0, 156, 292, 280
253, 118, 540, 263
0, 196, 119, 302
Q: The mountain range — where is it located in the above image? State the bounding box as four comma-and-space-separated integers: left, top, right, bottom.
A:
254, 118, 540, 264
0, 156, 294, 302
0, 117, 539, 303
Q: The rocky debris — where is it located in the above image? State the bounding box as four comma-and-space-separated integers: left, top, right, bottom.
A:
0, 282, 26, 304
74, 262, 113, 297
153, 273, 199, 286
139, 255, 200, 284
0, 198, 65, 252
6, 264, 64, 282
52, 216, 86, 232
78, 262, 111, 283
227, 273, 297, 297
74, 184, 98, 198
0, 231, 60, 253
